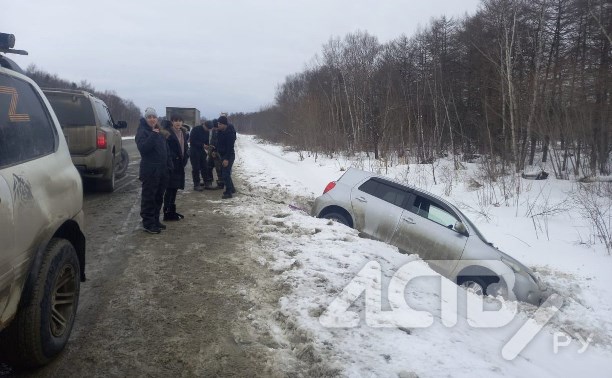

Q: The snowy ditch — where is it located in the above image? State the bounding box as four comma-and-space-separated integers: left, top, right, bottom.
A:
229, 134, 612, 377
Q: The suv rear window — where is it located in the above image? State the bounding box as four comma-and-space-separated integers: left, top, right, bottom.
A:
45, 92, 95, 128
0, 73, 57, 168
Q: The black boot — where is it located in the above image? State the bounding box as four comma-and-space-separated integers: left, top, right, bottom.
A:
163, 206, 172, 222
165, 205, 182, 221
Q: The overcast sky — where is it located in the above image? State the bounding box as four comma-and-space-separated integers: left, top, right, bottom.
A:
3, 0, 480, 119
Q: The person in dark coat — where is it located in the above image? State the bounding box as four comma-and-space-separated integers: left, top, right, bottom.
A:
205, 119, 223, 189
202, 120, 215, 189
216, 115, 237, 199
162, 114, 189, 221
135, 107, 172, 234
189, 121, 209, 191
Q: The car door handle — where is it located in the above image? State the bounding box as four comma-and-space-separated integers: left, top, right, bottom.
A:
401, 217, 416, 224
356, 197, 367, 203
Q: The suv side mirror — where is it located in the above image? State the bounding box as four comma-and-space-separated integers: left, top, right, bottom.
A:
115, 121, 127, 129
454, 221, 468, 236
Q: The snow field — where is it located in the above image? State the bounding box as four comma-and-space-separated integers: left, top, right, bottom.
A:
230, 134, 612, 377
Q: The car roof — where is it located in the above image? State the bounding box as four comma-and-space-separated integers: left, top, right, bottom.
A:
344, 167, 461, 213
42, 88, 97, 100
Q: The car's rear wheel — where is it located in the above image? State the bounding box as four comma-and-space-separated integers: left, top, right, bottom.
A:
115, 148, 129, 179
323, 212, 350, 227
98, 157, 115, 192
0, 238, 81, 367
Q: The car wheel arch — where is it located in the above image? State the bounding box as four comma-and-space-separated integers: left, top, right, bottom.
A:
52, 220, 86, 282
18, 221, 85, 309
456, 265, 501, 294
318, 206, 354, 228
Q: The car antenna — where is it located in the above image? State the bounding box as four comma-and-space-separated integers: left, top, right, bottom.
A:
0, 33, 29, 55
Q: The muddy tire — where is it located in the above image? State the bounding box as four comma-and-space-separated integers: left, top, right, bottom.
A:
115, 148, 129, 179
98, 157, 115, 192
0, 238, 81, 368
322, 212, 350, 227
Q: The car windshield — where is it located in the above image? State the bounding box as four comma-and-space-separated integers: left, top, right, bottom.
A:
45, 93, 95, 128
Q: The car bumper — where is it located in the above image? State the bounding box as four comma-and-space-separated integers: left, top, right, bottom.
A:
511, 271, 546, 306
71, 150, 112, 178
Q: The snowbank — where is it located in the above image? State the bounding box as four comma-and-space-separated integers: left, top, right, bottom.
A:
233, 134, 612, 377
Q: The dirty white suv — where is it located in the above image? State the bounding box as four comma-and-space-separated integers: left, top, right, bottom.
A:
0, 33, 86, 367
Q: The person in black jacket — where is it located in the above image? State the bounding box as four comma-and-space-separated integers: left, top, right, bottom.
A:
135, 108, 172, 234
162, 114, 189, 221
216, 116, 236, 199
189, 121, 209, 191
205, 119, 223, 189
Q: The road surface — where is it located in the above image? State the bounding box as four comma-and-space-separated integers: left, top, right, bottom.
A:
1, 140, 297, 377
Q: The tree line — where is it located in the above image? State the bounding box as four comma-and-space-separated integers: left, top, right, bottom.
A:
232, 0, 611, 178
26, 64, 142, 135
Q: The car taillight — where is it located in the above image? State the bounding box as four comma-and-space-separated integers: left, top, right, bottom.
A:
323, 181, 336, 194
97, 131, 107, 149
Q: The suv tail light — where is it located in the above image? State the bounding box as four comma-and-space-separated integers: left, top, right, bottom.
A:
323, 181, 336, 194
96, 131, 107, 149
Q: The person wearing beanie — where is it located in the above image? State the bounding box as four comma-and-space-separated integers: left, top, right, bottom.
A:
144, 107, 157, 118
135, 107, 172, 234
216, 115, 237, 199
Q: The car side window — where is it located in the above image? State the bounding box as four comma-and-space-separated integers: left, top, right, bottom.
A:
358, 179, 379, 196
412, 196, 459, 229
106, 106, 115, 126
0, 73, 57, 168
358, 179, 411, 208
94, 100, 113, 128
375, 183, 409, 207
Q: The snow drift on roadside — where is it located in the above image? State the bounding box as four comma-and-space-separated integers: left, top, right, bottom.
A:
232, 134, 612, 377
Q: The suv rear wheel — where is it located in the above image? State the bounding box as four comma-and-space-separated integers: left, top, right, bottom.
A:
0, 238, 81, 367
115, 148, 129, 179
98, 156, 115, 192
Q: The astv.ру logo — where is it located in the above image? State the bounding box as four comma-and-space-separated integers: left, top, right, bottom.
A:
319, 260, 564, 360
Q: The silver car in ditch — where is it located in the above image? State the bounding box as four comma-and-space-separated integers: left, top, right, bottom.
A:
312, 168, 547, 305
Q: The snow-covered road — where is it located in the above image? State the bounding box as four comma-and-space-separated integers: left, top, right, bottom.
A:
234, 134, 612, 377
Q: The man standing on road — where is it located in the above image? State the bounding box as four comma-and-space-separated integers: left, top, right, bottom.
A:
189, 121, 209, 191
216, 116, 236, 199
206, 119, 224, 190
202, 120, 217, 189
136, 107, 171, 234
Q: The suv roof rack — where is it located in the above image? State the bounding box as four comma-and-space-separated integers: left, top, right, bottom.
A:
42, 87, 94, 96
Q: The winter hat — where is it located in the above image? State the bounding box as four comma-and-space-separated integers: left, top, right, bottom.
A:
212, 118, 219, 128
144, 107, 157, 118
217, 116, 228, 125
